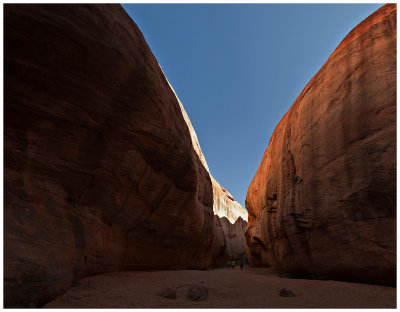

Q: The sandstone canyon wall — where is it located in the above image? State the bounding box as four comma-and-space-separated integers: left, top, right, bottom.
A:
169, 73, 248, 263
167, 78, 248, 225
245, 4, 396, 286
215, 216, 248, 262
212, 176, 248, 224
4, 4, 247, 308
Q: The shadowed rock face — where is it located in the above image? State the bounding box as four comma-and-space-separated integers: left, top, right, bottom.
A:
215, 216, 248, 262
245, 4, 396, 286
4, 4, 247, 307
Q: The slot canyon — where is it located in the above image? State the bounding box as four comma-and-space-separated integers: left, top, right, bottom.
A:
4, 3, 396, 309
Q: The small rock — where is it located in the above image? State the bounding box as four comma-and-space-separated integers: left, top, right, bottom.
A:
156, 287, 177, 299
279, 288, 295, 297
187, 285, 208, 301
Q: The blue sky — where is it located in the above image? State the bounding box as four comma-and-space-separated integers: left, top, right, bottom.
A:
122, 3, 383, 210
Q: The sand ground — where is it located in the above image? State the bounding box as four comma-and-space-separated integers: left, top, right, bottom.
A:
44, 267, 396, 308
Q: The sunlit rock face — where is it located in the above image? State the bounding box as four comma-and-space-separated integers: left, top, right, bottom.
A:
166, 79, 248, 226
171, 77, 248, 262
210, 178, 248, 263
245, 4, 396, 286
4, 3, 247, 308
212, 176, 248, 223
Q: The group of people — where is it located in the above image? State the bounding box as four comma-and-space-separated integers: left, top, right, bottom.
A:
226, 258, 244, 270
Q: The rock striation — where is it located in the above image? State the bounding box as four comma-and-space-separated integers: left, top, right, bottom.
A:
168, 78, 248, 225
215, 216, 248, 262
4, 3, 247, 308
172, 83, 248, 263
169, 75, 248, 263
245, 4, 396, 286
212, 176, 248, 224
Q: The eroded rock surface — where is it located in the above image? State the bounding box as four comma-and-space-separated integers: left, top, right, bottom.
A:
245, 4, 396, 286
170, 80, 248, 225
4, 4, 247, 308
170, 76, 248, 263
215, 216, 248, 263
212, 176, 248, 223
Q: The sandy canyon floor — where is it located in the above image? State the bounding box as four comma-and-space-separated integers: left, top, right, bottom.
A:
44, 267, 395, 308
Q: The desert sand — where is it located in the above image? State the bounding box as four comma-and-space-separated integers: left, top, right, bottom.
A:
44, 267, 395, 308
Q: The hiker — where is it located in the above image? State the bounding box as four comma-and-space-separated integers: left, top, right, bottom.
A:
232, 259, 236, 269
240, 260, 244, 270
226, 259, 231, 270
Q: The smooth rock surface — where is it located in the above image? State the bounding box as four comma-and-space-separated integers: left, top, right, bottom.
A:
4, 3, 247, 308
245, 4, 396, 286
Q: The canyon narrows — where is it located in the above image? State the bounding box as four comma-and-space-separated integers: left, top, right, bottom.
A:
245, 4, 396, 286
4, 4, 247, 308
4, 2, 396, 309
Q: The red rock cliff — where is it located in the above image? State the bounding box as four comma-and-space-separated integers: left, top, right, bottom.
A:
4, 4, 246, 307
245, 4, 396, 286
